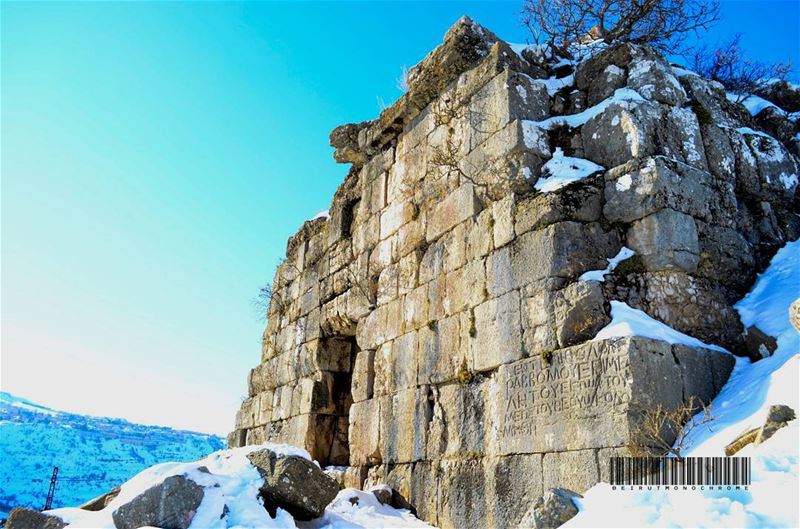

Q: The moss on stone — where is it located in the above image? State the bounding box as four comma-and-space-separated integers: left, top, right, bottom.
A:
468, 308, 477, 337
614, 254, 646, 279
541, 349, 553, 366
690, 99, 713, 127
457, 358, 474, 385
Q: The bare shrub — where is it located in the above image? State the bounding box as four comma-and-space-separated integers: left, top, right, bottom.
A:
690, 33, 792, 101
428, 94, 504, 200
520, 0, 720, 53
252, 282, 282, 322
252, 259, 297, 321
630, 396, 714, 458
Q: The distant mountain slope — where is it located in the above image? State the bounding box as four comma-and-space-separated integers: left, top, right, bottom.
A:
0, 392, 224, 519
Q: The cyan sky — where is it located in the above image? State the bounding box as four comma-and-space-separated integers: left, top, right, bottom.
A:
2, 1, 798, 435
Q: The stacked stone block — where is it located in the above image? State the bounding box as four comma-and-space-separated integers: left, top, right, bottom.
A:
230, 16, 797, 528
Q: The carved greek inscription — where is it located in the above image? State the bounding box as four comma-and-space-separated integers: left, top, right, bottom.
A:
499, 345, 632, 439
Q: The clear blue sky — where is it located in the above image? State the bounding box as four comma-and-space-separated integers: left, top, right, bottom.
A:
2, 1, 798, 436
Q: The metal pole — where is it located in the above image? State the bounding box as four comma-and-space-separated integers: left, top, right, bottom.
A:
43, 466, 59, 511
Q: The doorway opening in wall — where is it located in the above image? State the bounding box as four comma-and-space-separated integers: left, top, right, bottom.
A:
324, 335, 358, 466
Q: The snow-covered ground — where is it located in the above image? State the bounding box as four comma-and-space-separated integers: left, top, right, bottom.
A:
48, 444, 431, 529
567, 240, 800, 528
0, 393, 224, 519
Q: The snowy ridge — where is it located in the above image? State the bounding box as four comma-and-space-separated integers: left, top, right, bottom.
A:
0, 393, 224, 519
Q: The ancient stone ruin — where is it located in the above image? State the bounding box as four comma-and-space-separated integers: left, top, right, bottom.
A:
229, 17, 799, 528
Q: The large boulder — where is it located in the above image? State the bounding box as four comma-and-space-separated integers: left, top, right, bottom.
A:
5, 508, 66, 529
574, 43, 685, 107
112, 475, 204, 529
753, 106, 796, 144
246, 448, 340, 520
756, 80, 800, 113
517, 488, 581, 529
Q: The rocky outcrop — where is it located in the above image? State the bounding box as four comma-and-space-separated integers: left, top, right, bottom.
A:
517, 488, 581, 529
725, 404, 797, 456
756, 81, 800, 113
230, 16, 798, 529
246, 448, 339, 520
112, 475, 204, 529
5, 508, 67, 529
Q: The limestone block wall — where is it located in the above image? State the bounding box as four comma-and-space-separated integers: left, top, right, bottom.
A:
230, 17, 798, 528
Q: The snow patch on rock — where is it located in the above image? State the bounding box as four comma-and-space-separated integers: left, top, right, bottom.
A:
579, 247, 635, 282
534, 148, 605, 192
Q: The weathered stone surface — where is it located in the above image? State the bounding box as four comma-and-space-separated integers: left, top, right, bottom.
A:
426, 184, 482, 242
517, 488, 581, 529
757, 404, 796, 444
351, 350, 375, 402
725, 404, 797, 456
418, 314, 464, 384
330, 121, 370, 165
486, 454, 544, 528
349, 398, 382, 465
437, 460, 488, 529
471, 290, 522, 372
6, 508, 67, 529
380, 388, 429, 463
753, 106, 796, 144
263, 414, 339, 463
495, 337, 733, 454
756, 80, 800, 112
756, 404, 796, 445
627, 209, 700, 272
370, 484, 416, 513
515, 184, 602, 235
112, 475, 204, 529
744, 325, 779, 359
627, 56, 686, 107
542, 450, 599, 493
79, 486, 121, 511
247, 448, 339, 520
604, 157, 714, 223
553, 281, 609, 348
511, 222, 620, 285
575, 44, 635, 106
609, 270, 745, 351
582, 101, 656, 168
672, 344, 735, 403
343, 466, 369, 489
427, 380, 488, 458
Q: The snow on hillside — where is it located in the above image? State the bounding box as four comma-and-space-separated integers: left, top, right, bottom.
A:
48, 445, 431, 529
0, 392, 224, 519
566, 240, 800, 528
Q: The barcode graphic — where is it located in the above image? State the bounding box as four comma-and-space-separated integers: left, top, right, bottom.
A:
609, 457, 751, 486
